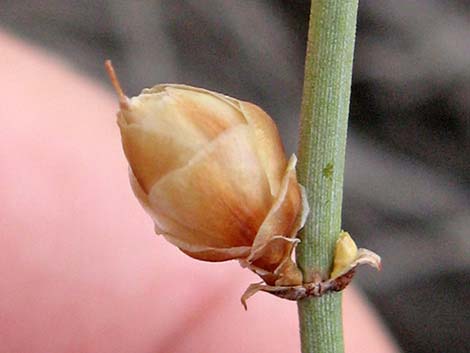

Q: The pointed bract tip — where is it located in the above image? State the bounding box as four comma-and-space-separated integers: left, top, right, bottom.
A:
241, 299, 248, 311
104, 59, 129, 109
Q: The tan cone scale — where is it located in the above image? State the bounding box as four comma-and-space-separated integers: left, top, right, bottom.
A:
117, 84, 309, 286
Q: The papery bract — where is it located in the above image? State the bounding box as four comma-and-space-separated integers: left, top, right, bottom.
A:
107, 62, 309, 286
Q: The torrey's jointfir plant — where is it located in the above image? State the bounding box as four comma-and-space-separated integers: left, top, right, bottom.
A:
105, 60, 379, 307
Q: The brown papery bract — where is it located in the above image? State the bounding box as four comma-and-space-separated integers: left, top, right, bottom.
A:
106, 60, 309, 289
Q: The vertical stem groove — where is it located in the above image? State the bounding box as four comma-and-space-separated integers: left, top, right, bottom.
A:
296, 1, 359, 352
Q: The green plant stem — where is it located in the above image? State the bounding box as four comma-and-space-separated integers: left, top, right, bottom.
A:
296, 1, 359, 353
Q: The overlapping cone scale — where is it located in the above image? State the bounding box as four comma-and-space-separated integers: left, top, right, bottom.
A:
117, 84, 309, 286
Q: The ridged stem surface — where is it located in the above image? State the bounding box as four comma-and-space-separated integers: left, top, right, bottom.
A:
296, 1, 359, 352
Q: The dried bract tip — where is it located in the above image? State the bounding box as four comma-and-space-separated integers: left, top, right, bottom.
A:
104, 60, 129, 110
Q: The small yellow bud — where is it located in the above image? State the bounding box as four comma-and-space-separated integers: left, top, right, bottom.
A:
330, 231, 358, 279
106, 61, 309, 286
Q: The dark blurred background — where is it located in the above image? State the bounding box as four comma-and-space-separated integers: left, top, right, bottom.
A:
1, 1, 468, 352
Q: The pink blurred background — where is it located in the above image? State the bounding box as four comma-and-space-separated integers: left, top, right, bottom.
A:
0, 30, 397, 352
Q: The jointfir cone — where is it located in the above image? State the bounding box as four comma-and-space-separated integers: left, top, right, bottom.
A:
106, 61, 309, 287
